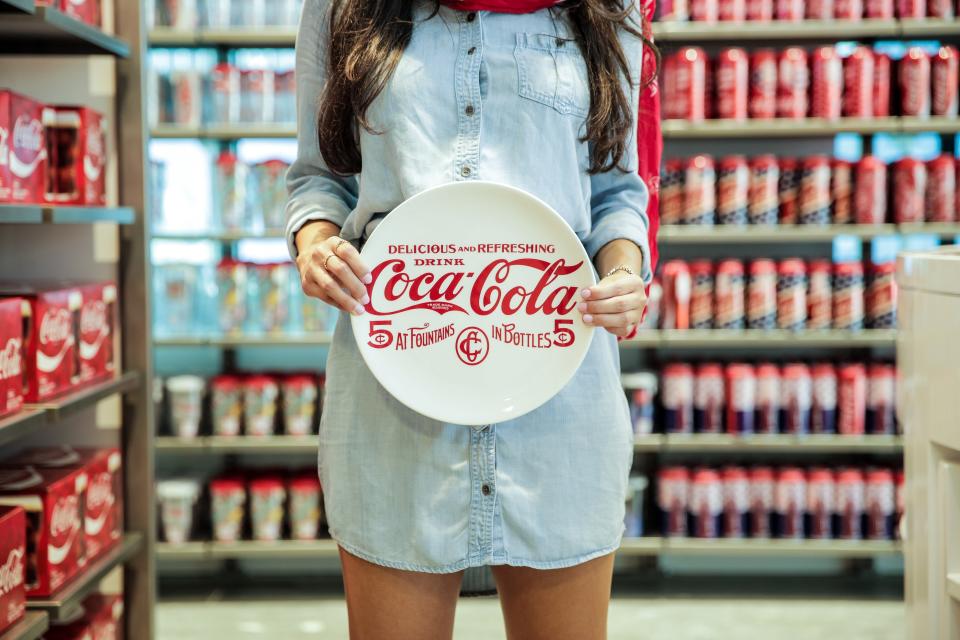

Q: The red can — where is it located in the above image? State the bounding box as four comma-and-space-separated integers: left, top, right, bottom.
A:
838, 363, 867, 435
806, 0, 834, 19
704, 55, 716, 120
866, 262, 897, 329
781, 363, 812, 434
778, 157, 801, 224
925, 154, 956, 223
747, 154, 780, 225
690, 468, 724, 538
896, 0, 926, 14
683, 155, 716, 225
775, 467, 807, 539
754, 364, 780, 434
866, 0, 895, 15
894, 469, 905, 540
716, 49, 749, 121
866, 363, 897, 435
831, 159, 855, 224
749, 49, 778, 120
691, 0, 720, 20
715, 259, 746, 330
662, 260, 692, 330
832, 261, 865, 331
776, 0, 805, 19
811, 46, 843, 120
725, 363, 756, 435
799, 156, 832, 225
865, 468, 896, 540
717, 155, 749, 225
843, 46, 875, 118
892, 157, 927, 224
749, 466, 775, 538
719, 0, 747, 19
836, 468, 865, 539
835, 0, 864, 17
657, 466, 691, 537
932, 45, 959, 117
777, 258, 808, 331
929, 0, 956, 14
812, 362, 839, 434
690, 260, 715, 330
660, 0, 691, 20
900, 47, 931, 117
661, 159, 685, 225
747, 259, 778, 330
694, 362, 725, 433
776, 48, 809, 119
854, 155, 888, 224
807, 259, 833, 331
873, 53, 892, 118
747, 0, 775, 20
663, 48, 708, 121
663, 363, 695, 433
807, 468, 836, 539
722, 466, 750, 538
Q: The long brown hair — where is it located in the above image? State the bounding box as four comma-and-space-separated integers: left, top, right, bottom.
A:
318, 0, 659, 177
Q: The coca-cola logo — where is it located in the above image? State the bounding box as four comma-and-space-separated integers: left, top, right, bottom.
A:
81, 301, 106, 336
12, 116, 42, 161
50, 495, 79, 538
39, 309, 72, 346
0, 338, 21, 381
86, 473, 113, 511
85, 120, 104, 167
0, 547, 24, 596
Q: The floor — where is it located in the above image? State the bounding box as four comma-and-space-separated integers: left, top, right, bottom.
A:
157, 597, 905, 639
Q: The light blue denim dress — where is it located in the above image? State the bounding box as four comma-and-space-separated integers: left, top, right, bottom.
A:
285, 0, 652, 572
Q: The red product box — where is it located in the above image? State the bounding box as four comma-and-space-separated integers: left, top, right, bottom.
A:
0, 507, 26, 636
0, 90, 47, 204
0, 465, 88, 597
0, 298, 26, 419
44, 608, 94, 640
0, 284, 82, 403
77, 282, 116, 386
16, 448, 122, 563
44, 106, 107, 206
35, 0, 101, 27
82, 593, 123, 640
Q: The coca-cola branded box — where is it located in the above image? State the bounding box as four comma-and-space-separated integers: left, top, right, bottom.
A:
82, 593, 123, 640
0, 465, 87, 597
15, 447, 122, 562
43, 606, 94, 640
35, 0, 101, 28
77, 283, 116, 385
0, 90, 47, 204
0, 298, 26, 419
0, 284, 82, 402
44, 107, 106, 206
0, 507, 26, 636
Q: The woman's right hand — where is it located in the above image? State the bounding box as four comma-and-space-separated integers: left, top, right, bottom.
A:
294, 220, 372, 315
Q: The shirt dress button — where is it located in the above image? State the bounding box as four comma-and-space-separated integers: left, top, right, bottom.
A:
468, 46, 477, 55
461, 166, 472, 177
481, 484, 492, 496
466, 12, 477, 21
465, 105, 475, 116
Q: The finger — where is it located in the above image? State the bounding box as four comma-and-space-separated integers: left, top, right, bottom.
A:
577, 292, 643, 315
581, 311, 639, 329
330, 238, 372, 285
324, 253, 368, 304
582, 274, 643, 301
313, 268, 365, 315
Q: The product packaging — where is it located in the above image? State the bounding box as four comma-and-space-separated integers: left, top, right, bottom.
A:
0, 298, 26, 419
0, 90, 47, 204
0, 506, 26, 635
44, 106, 107, 206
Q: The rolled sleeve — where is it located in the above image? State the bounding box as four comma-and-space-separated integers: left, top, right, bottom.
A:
284, 0, 359, 260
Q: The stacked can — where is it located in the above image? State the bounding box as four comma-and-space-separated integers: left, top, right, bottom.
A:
838, 363, 867, 435
722, 467, 750, 538
892, 157, 927, 224
755, 363, 781, 434
798, 156, 832, 225
835, 468, 865, 540
663, 47, 708, 121
663, 363, 695, 434
662, 260, 692, 330
811, 363, 839, 434
747, 259, 778, 330
776, 48, 809, 119
719, 0, 747, 20
211, 375, 243, 437
805, 0, 833, 18
690, 0, 720, 21
855, 156, 888, 224
866, 262, 897, 328
932, 45, 959, 117
835, 0, 864, 18
747, 155, 780, 224
866, 363, 897, 435
749, 467, 775, 537
926, 154, 957, 223
777, 259, 807, 331
807, 468, 835, 540
807, 259, 833, 331
715, 260, 746, 329
865, 0, 895, 16
747, 0, 775, 19
716, 48, 749, 120
832, 262, 865, 331
775, 467, 807, 539
873, 53, 892, 117
781, 363, 812, 435
895, 0, 925, 17
776, 0, 805, 20
928, 0, 956, 16
694, 363, 725, 433
778, 157, 801, 223
658, 467, 690, 537
749, 50, 777, 119
725, 363, 756, 435
865, 468, 896, 540
690, 468, 724, 538
716, 156, 749, 225
900, 47, 931, 117
831, 159, 855, 224
661, 159, 685, 225
810, 47, 843, 120
683, 155, 716, 225
661, 0, 691, 20
690, 260, 715, 329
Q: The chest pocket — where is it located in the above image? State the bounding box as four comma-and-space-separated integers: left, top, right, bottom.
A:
514, 32, 591, 119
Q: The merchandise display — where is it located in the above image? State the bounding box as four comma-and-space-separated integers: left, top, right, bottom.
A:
44, 592, 123, 640
150, 0, 304, 29
0, 506, 26, 636
0, 297, 25, 419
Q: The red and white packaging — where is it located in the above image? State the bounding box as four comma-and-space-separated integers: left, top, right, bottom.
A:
77, 282, 116, 386
746, 0, 774, 20
748, 466, 775, 538
239, 69, 274, 124
43, 107, 106, 206
721, 466, 749, 539
249, 476, 285, 542
806, 468, 835, 540
210, 63, 240, 124
899, 47, 931, 118
774, 467, 806, 539
0, 465, 87, 597
843, 47, 875, 118
0, 90, 47, 204
776, 48, 809, 119
0, 507, 26, 636
749, 50, 778, 120
866, 0, 895, 15
835, 0, 864, 16
811, 46, 843, 120
896, 0, 926, 14
872, 53, 892, 118
894, 469, 905, 540
35, 0, 102, 27
892, 157, 927, 224
690, 0, 720, 21
831, 159, 855, 224
806, 259, 833, 331
716, 48, 748, 121
661, 260, 692, 331
210, 477, 245, 543
663, 48, 708, 122
0, 284, 82, 402
928, 0, 955, 15
806, 0, 834, 19
838, 363, 867, 435
0, 298, 25, 419
835, 468, 865, 539
865, 469, 895, 540
243, 375, 279, 436
926, 154, 956, 223
932, 45, 959, 117
855, 155, 888, 224
44, 609, 94, 640
719, 0, 746, 20
689, 468, 723, 539
657, 466, 690, 537
82, 593, 124, 640
288, 474, 322, 541
776, 0, 805, 19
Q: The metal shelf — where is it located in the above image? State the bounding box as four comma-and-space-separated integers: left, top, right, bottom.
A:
152, 229, 285, 241
0, 612, 49, 640
155, 435, 317, 453
149, 27, 297, 47
652, 19, 899, 42
900, 116, 960, 134
0, 205, 135, 225
153, 541, 208, 561
661, 433, 902, 453
663, 118, 902, 138
0, 1, 129, 56
899, 18, 960, 38
27, 534, 142, 623
658, 224, 898, 244
154, 334, 332, 347
662, 538, 901, 558
616, 537, 663, 556
623, 329, 896, 349
151, 124, 296, 139
0, 409, 46, 450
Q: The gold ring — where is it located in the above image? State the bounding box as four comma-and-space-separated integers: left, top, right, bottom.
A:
334, 238, 349, 255
322, 253, 337, 271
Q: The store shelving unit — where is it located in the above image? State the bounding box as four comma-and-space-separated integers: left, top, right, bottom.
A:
0, 205, 135, 225
624, 329, 896, 349
0, 613, 49, 640
153, 334, 332, 347
0, 0, 129, 56
148, 27, 297, 47
150, 124, 296, 139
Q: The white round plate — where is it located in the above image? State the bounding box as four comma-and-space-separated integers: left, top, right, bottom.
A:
351, 181, 596, 426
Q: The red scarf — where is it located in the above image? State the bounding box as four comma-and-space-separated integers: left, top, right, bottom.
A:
439, 0, 561, 12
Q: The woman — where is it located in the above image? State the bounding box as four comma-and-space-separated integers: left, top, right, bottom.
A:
285, 0, 657, 637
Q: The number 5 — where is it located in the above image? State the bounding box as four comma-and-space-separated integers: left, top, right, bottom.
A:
553, 319, 574, 347
368, 320, 393, 349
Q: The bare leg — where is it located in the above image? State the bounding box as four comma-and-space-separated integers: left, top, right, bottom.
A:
491, 553, 615, 640
339, 546, 465, 640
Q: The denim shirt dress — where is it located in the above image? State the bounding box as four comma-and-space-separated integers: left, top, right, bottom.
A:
285, 0, 653, 573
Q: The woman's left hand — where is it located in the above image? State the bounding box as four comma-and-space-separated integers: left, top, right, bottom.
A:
578, 270, 647, 338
